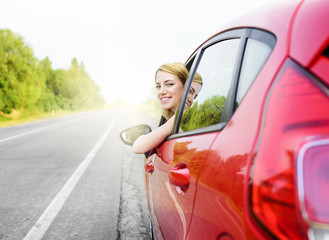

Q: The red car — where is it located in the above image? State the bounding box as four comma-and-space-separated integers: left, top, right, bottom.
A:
121, 0, 329, 239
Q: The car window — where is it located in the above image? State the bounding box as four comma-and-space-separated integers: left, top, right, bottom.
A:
180, 39, 240, 132
236, 38, 272, 105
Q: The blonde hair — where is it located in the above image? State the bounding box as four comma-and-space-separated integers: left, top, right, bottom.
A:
155, 62, 189, 85
193, 71, 203, 86
155, 62, 202, 119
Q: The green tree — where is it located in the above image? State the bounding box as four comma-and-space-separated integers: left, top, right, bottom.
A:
37, 57, 68, 111
0, 29, 105, 116
0, 29, 45, 113
60, 58, 105, 110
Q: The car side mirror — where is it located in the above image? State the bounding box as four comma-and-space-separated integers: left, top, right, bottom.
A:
120, 124, 152, 146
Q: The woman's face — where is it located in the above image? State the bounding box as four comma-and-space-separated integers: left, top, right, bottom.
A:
155, 70, 184, 111
185, 81, 202, 110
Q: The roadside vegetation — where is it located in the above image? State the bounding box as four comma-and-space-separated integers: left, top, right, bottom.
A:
137, 97, 162, 120
0, 29, 106, 127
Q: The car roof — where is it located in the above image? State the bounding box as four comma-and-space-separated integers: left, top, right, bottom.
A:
221, 0, 300, 36
188, 0, 300, 62
191, 0, 329, 69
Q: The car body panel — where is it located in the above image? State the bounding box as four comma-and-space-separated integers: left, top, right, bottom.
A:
310, 55, 329, 86
290, 0, 329, 68
150, 133, 218, 239
185, 45, 285, 238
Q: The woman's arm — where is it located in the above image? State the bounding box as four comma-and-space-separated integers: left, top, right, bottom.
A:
132, 116, 175, 154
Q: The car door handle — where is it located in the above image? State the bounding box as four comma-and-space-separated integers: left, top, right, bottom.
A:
169, 164, 190, 187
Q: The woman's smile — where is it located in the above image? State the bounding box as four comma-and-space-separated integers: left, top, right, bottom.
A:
161, 97, 171, 102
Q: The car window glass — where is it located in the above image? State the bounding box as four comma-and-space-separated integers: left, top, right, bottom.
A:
181, 39, 240, 132
236, 38, 271, 105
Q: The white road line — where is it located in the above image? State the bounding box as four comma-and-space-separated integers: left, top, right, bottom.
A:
0, 115, 92, 143
22, 117, 118, 240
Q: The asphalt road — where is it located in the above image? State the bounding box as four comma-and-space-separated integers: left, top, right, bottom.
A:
0, 106, 157, 240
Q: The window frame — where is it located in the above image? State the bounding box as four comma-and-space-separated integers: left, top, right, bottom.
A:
168, 28, 276, 139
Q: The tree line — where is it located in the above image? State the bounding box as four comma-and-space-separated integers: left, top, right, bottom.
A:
0, 29, 106, 115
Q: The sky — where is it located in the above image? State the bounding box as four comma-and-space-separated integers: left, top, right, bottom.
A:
0, 0, 276, 104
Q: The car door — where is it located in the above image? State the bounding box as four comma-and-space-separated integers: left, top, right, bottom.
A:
186, 29, 276, 239
149, 30, 244, 240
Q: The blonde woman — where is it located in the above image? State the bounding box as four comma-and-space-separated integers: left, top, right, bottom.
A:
133, 62, 202, 154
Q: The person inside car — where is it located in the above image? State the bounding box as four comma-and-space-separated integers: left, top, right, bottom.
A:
132, 62, 202, 154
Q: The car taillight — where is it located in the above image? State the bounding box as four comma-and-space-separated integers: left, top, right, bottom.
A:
250, 59, 329, 240
298, 139, 329, 239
